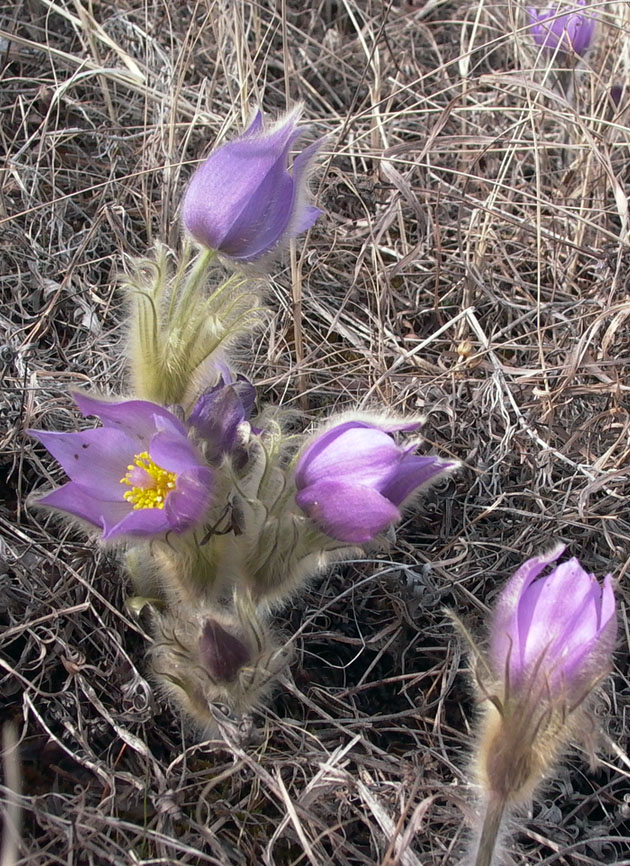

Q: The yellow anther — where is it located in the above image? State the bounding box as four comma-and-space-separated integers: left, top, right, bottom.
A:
120, 451, 178, 511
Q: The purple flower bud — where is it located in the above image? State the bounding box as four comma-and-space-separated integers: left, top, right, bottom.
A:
490, 545, 616, 702
610, 85, 623, 107
29, 392, 212, 540
182, 107, 323, 261
527, 1, 596, 56
199, 619, 252, 682
188, 373, 256, 464
294, 419, 456, 544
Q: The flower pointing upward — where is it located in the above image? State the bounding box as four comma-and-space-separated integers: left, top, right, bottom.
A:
528, 1, 596, 57
182, 106, 323, 262
490, 544, 616, 703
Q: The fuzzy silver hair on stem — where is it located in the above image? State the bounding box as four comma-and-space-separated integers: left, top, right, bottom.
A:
123, 243, 263, 408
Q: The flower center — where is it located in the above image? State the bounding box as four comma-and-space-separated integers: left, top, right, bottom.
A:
120, 451, 177, 510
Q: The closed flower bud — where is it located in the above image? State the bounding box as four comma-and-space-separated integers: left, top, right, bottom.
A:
182, 106, 323, 262
294, 417, 457, 544
528, 1, 596, 56
150, 601, 289, 731
489, 544, 616, 709
466, 545, 617, 866
199, 618, 252, 683
188, 371, 257, 467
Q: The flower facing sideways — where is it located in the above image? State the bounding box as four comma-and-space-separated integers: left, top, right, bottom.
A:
527, 1, 596, 56
30, 392, 212, 540
294, 418, 457, 544
181, 106, 323, 261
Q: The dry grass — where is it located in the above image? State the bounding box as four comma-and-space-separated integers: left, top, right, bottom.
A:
2, 0, 630, 864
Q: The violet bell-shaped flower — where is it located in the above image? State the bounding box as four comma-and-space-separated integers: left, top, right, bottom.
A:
490, 544, 616, 703
294, 418, 457, 544
182, 106, 323, 261
29, 392, 212, 540
527, 1, 596, 56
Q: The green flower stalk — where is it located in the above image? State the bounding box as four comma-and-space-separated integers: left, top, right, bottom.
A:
124, 243, 262, 408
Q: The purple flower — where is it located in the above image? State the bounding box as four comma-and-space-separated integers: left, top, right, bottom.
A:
294, 419, 456, 544
188, 372, 256, 465
490, 545, 616, 700
528, 1, 596, 56
30, 392, 213, 540
182, 107, 323, 261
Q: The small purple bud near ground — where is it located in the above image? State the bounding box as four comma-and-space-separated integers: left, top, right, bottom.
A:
527, 1, 597, 57
182, 106, 324, 262
294, 418, 457, 543
199, 618, 252, 682
29, 391, 213, 540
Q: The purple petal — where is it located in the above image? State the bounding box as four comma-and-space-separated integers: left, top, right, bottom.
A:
104, 507, 172, 540
164, 466, 213, 532
72, 392, 186, 442
149, 430, 202, 474
381, 455, 456, 506
243, 110, 263, 137
489, 544, 565, 677
295, 421, 401, 490
35, 482, 130, 531
282, 136, 325, 237
296, 480, 401, 543
30, 428, 135, 498
217, 151, 295, 260
517, 559, 599, 674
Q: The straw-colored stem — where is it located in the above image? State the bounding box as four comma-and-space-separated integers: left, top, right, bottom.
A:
473, 796, 507, 866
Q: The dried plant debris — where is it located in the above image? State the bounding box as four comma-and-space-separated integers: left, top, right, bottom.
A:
2, 1, 630, 865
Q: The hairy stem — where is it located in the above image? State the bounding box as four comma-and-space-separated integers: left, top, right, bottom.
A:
474, 796, 507, 866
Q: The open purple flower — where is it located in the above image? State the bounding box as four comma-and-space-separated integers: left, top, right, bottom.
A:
294, 419, 456, 544
182, 106, 323, 261
188, 372, 256, 465
490, 545, 616, 700
528, 1, 596, 56
30, 392, 213, 540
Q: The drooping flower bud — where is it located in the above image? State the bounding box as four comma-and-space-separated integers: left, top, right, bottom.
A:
182, 106, 323, 262
29, 391, 213, 541
188, 372, 257, 466
294, 418, 457, 544
527, 1, 597, 56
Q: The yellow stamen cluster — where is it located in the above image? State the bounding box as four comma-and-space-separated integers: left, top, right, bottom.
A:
120, 451, 177, 510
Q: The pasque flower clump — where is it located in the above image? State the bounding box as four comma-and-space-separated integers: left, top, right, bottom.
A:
29, 105, 458, 734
